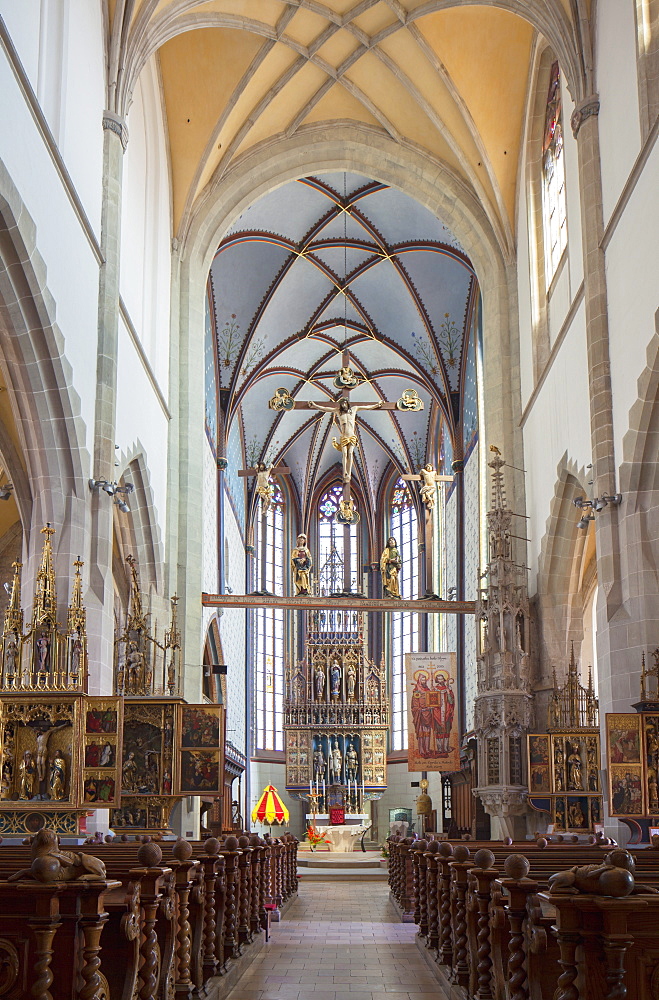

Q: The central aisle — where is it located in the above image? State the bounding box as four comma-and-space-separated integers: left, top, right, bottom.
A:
224, 882, 448, 1000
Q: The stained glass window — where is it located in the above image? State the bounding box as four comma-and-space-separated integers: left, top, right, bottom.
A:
254, 484, 284, 751
317, 483, 358, 594
542, 61, 568, 283
389, 479, 419, 751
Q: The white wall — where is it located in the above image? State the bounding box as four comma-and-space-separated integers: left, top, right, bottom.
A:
121, 56, 172, 387
596, 0, 642, 225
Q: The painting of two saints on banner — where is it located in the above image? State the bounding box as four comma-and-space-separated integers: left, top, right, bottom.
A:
406, 652, 458, 772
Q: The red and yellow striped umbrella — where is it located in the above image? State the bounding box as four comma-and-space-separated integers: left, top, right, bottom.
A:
251, 784, 290, 825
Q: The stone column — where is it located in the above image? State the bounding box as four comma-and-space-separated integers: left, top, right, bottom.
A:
87, 112, 128, 696
571, 99, 622, 682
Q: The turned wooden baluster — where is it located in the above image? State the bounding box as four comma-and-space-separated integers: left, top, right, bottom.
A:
425, 841, 441, 953
221, 838, 241, 960
418, 843, 429, 938
237, 836, 253, 943
262, 839, 273, 907
290, 835, 299, 895
449, 845, 472, 987
274, 840, 283, 909
27, 888, 62, 1000
214, 854, 227, 970
258, 839, 268, 927
77, 881, 117, 1000
437, 842, 454, 965
501, 854, 539, 1000
172, 839, 195, 999
554, 929, 581, 1000
398, 839, 414, 914
249, 835, 263, 934
603, 934, 634, 1000
411, 840, 426, 928
201, 838, 220, 980
279, 835, 289, 901
470, 848, 499, 1000
132, 842, 169, 1000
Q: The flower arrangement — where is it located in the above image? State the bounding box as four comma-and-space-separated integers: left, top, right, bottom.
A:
380, 842, 390, 858
306, 825, 331, 851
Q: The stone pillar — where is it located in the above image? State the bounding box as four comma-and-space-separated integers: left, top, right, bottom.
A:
571, 99, 622, 689
87, 112, 128, 696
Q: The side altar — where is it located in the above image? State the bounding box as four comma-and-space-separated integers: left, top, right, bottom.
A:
284, 608, 388, 816
0, 525, 225, 836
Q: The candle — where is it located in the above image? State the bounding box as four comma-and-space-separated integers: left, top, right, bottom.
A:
322, 778, 325, 799
310, 780, 312, 796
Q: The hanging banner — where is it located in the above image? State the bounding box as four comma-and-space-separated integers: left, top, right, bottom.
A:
406, 652, 459, 772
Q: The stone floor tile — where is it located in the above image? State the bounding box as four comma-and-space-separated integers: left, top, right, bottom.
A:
223, 883, 447, 1000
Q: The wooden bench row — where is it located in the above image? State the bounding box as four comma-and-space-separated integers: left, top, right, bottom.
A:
387, 835, 659, 1000
0, 832, 299, 1000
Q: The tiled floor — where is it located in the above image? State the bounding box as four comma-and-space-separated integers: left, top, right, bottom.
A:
224, 882, 448, 1000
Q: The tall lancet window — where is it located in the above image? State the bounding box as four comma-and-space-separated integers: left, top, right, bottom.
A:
389, 478, 419, 751
542, 61, 568, 283
317, 483, 359, 594
254, 483, 285, 751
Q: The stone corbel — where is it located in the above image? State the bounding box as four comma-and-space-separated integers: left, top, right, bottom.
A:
570, 95, 600, 137
102, 110, 129, 151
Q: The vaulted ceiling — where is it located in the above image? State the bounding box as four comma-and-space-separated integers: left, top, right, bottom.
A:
107, 1, 591, 259
209, 172, 477, 517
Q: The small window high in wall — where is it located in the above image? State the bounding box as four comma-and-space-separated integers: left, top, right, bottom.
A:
542, 61, 568, 284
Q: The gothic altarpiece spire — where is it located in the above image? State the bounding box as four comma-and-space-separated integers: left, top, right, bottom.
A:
472, 453, 533, 840
0, 526, 222, 836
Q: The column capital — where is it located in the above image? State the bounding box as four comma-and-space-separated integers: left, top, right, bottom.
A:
571, 95, 600, 137
102, 111, 129, 150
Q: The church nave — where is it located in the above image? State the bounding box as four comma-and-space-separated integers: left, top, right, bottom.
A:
225, 882, 444, 1000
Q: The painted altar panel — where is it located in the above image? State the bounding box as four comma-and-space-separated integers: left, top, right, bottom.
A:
0, 696, 82, 807
405, 652, 458, 772
527, 732, 602, 829
82, 696, 123, 807
285, 729, 311, 788
121, 700, 178, 797
176, 703, 224, 795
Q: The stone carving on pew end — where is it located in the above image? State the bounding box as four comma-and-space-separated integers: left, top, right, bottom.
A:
548, 848, 659, 896
7, 828, 107, 882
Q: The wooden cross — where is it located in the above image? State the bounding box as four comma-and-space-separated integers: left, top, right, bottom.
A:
239, 463, 291, 593
402, 465, 454, 597
268, 349, 424, 593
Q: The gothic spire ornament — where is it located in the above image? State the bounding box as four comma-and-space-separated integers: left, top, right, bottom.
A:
472, 450, 533, 839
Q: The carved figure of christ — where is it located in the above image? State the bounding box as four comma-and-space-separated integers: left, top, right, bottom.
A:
308, 396, 383, 484
402, 465, 454, 597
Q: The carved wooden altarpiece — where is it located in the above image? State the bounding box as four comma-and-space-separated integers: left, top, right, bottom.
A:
284, 608, 388, 812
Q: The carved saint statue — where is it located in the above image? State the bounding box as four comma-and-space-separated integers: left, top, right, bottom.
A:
127, 642, 144, 694
346, 661, 357, 702
330, 739, 342, 784
567, 742, 583, 790
346, 742, 359, 781
308, 397, 383, 484
314, 662, 325, 701
35, 631, 51, 672
122, 751, 138, 792
4, 636, 18, 680
380, 537, 402, 599
291, 534, 312, 596
313, 747, 325, 781
19, 750, 36, 800
255, 462, 274, 513
49, 753, 66, 801
0, 761, 11, 800
70, 633, 82, 679
330, 659, 341, 700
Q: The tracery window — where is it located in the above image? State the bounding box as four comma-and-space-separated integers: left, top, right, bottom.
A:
254, 484, 284, 751
542, 61, 568, 283
389, 479, 419, 751
317, 483, 359, 594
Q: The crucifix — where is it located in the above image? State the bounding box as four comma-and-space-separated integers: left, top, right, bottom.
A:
402, 464, 454, 597
269, 349, 424, 593
239, 462, 291, 593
